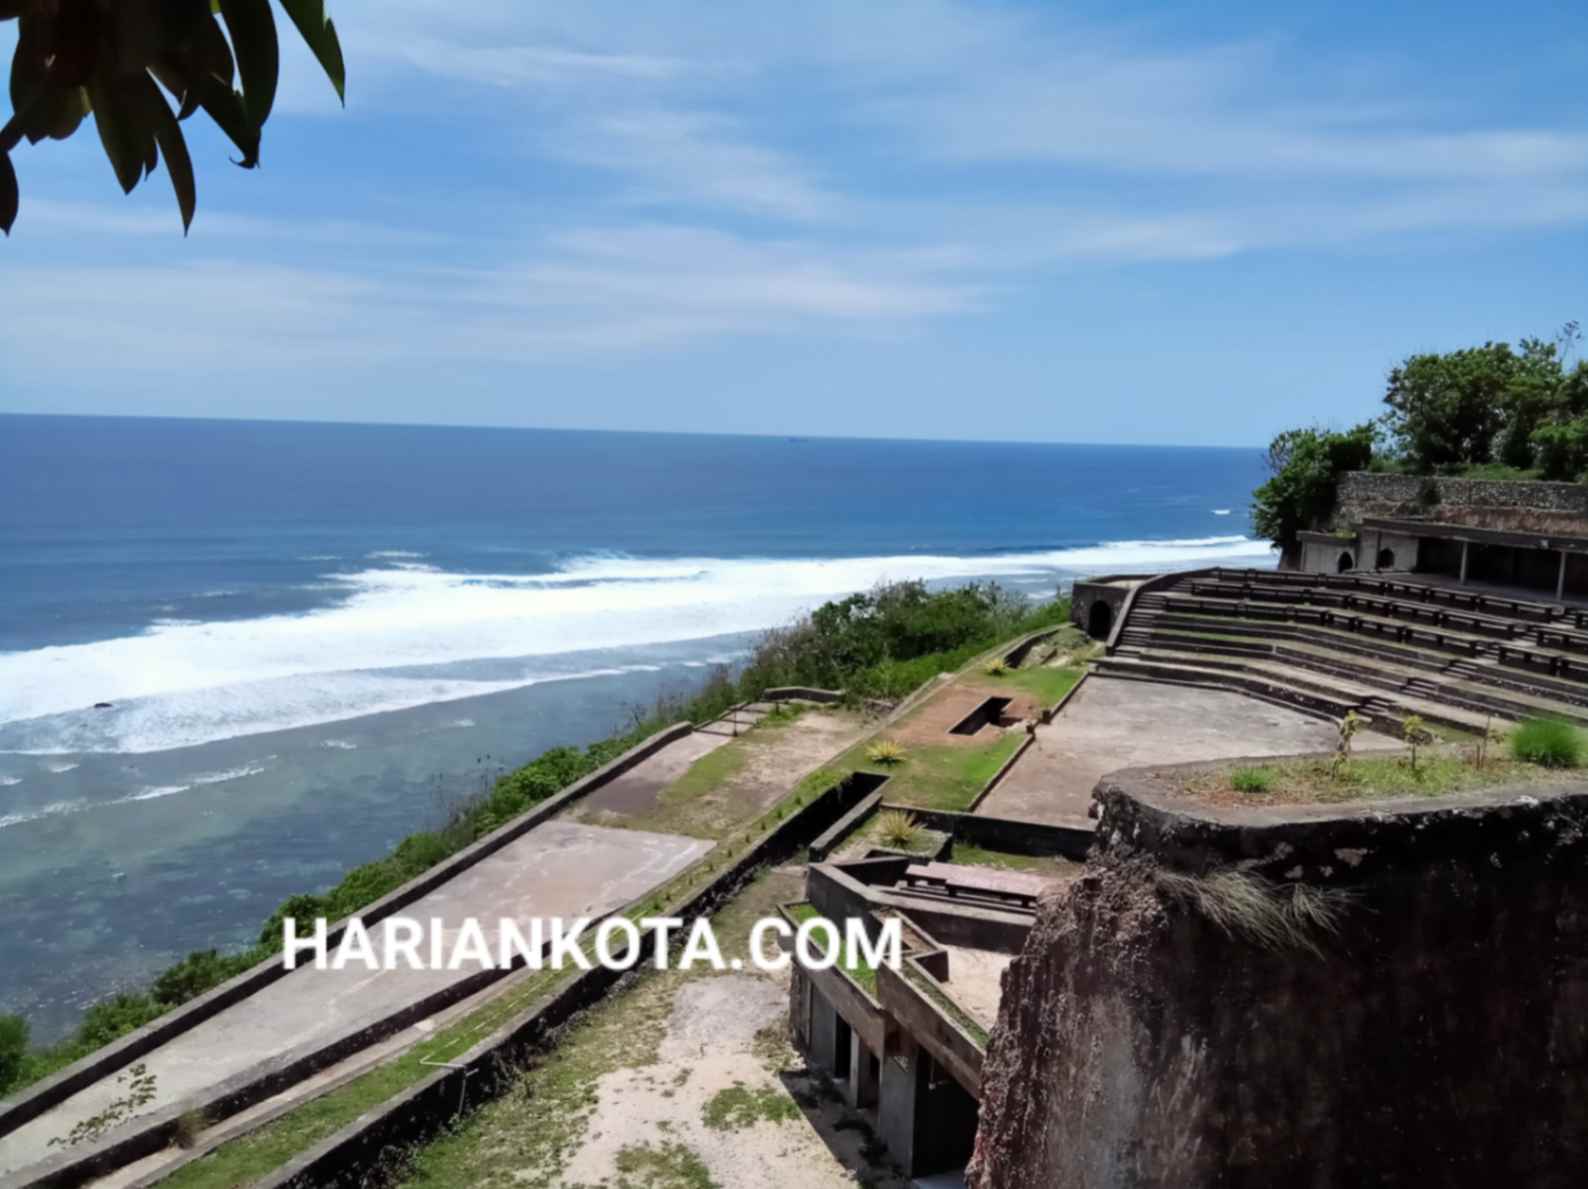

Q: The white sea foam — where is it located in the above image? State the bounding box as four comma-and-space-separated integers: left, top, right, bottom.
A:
321, 739, 358, 750
43, 761, 80, 774
0, 537, 1274, 754
188, 764, 269, 785
1213, 508, 1232, 516
125, 784, 192, 802
0, 775, 21, 786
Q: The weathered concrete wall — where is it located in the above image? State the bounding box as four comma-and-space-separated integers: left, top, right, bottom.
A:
1335, 471, 1588, 535
1070, 581, 1130, 639
967, 774, 1588, 1189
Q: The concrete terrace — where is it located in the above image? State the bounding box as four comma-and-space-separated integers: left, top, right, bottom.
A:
0, 702, 867, 1185
0, 820, 713, 1177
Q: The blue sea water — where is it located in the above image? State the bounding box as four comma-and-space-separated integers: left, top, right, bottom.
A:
0, 414, 1272, 1039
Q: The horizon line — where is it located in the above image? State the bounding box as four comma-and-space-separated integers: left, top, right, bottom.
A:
0, 409, 1268, 453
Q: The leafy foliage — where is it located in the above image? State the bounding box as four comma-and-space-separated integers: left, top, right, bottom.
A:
0, 1012, 27, 1094
1510, 717, 1584, 769
1250, 423, 1376, 560
1, 0, 346, 234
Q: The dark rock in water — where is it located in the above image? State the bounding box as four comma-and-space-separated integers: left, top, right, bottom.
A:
94, 702, 112, 709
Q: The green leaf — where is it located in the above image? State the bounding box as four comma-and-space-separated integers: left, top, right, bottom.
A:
189, 70, 260, 167
218, 0, 278, 126
88, 70, 149, 194
277, 0, 345, 101
131, 73, 196, 232
0, 150, 17, 236
44, 85, 91, 141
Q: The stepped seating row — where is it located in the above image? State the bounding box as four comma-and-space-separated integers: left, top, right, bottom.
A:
1107, 568, 1588, 733
1190, 578, 1588, 654
1210, 567, 1588, 628
1119, 623, 1588, 728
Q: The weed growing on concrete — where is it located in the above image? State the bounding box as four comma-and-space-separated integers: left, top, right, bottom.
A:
173, 1109, 210, 1149
48, 1063, 157, 1149
1157, 870, 1351, 957
1401, 714, 1429, 771
985, 659, 1011, 676
1230, 767, 1274, 794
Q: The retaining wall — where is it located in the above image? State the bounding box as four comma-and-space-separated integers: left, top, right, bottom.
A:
1334, 471, 1588, 535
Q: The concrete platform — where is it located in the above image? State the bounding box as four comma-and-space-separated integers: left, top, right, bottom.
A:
0, 820, 711, 1176
975, 676, 1396, 827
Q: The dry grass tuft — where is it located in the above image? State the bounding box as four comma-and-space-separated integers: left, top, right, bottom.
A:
1157, 869, 1352, 957
875, 810, 922, 849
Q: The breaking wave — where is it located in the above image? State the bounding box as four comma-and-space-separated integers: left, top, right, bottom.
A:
0, 536, 1273, 754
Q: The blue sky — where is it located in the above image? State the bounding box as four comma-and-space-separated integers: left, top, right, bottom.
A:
2, 0, 1586, 446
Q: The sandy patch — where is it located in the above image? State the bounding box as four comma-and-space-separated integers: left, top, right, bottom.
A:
558, 974, 906, 1188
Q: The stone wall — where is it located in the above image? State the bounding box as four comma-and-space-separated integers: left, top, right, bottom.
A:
966, 773, 1588, 1189
1334, 471, 1588, 535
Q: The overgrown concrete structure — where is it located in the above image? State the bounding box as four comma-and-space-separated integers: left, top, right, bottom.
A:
967, 765, 1588, 1188
1298, 471, 1588, 598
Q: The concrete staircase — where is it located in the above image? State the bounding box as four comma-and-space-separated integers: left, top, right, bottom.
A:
1100, 570, 1588, 736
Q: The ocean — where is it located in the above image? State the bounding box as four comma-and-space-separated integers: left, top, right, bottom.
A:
0, 414, 1274, 1039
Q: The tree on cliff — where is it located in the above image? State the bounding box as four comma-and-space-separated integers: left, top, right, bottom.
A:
1251, 423, 1376, 566
1, 0, 345, 236
1380, 331, 1581, 475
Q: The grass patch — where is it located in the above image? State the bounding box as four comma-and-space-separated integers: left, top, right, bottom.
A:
985, 664, 1085, 706
701, 1082, 802, 1130
901, 964, 989, 1049
1230, 767, 1274, 793
1510, 717, 1585, 768
1193, 753, 1545, 805
613, 1140, 719, 1188
658, 744, 753, 809
948, 843, 1072, 874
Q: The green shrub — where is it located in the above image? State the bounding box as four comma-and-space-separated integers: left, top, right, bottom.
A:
0, 1013, 27, 1094
1511, 718, 1584, 769
1231, 767, 1274, 793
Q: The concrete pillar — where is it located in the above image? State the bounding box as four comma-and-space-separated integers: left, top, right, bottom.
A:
1459, 540, 1470, 585
879, 1033, 923, 1174
847, 1033, 879, 1109
1558, 551, 1569, 602
808, 991, 843, 1078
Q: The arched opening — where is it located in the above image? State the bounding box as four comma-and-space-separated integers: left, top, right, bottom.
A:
1336, 551, 1355, 573
1376, 547, 1396, 570
1087, 600, 1113, 639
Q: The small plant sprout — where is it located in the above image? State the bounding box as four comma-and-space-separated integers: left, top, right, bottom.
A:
1401, 714, 1429, 772
866, 740, 908, 766
876, 810, 922, 849
1331, 710, 1363, 779
985, 659, 1011, 676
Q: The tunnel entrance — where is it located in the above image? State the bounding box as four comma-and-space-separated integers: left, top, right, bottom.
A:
1377, 547, 1396, 570
1337, 551, 1355, 573
1087, 600, 1113, 639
